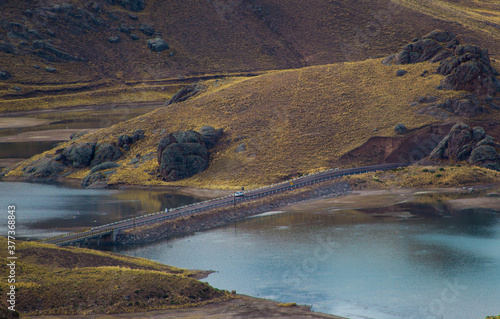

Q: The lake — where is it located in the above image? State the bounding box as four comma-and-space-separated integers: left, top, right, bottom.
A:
114, 190, 500, 319
0, 182, 204, 239
0, 181, 499, 319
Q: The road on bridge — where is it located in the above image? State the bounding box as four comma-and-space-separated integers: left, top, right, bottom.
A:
45, 162, 409, 246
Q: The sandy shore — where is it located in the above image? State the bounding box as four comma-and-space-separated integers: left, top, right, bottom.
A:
26, 295, 346, 319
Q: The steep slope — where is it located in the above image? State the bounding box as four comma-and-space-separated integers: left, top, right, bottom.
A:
1, 0, 500, 111
8, 55, 500, 188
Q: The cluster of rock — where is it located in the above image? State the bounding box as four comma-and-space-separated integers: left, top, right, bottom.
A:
383, 29, 500, 96
20, 130, 145, 186
429, 122, 500, 171
157, 126, 223, 181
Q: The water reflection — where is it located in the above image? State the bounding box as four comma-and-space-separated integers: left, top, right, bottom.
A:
0, 182, 204, 239
115, 194, 500, 319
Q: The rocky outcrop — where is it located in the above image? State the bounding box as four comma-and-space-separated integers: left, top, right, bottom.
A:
382, 30, 456, 66
21, 156, 65, 179
164, 84, 204, 106
90, 143, 122, 167
81, 171, 107, 187
383, 29, 500, 96
157, 127, 223, 181
55, 143, 96, 168
32, 40, 82, 62
437, 44, 499, 96
429, 122, 500, 170
0, 41, 16, 54
436, 95, 485, 117
117, 129, 145, 150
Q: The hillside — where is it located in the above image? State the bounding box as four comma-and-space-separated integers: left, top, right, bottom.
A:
7, 51, 500, 188
0, 237, 229, 315
1, 0, 500, 111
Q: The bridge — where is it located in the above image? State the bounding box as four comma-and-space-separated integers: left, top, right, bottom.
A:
43, 163, 409, 246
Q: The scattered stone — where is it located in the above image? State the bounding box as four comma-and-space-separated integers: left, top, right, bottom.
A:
129, 158, 140, 164
394, 123, 408, 135
90, 143, 122, 167
45, 66, 57, 72
13, 86, 21, 91
119, 24, 131, 34
147, 37, 169, 52
118, 134, 131, 147
129, 13, 138, 20
33, 64, 40, 69
235, 143, 246, 153
139, 23, 154, 36
108, 36, 120, 43
0, 69, 11, 81
130, 34, 139, 41
396, 69, 407, 77
119, 0, 145, 12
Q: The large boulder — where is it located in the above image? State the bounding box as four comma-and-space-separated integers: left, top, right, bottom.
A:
157, 130, 210, 181
430, 122, 500, 170
56, 143, 96, 168
139, 23, 154, 36
90, 143, 122, 167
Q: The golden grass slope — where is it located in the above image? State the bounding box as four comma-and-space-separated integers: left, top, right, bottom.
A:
9, 58, 500, 189
1, 0, 500, 113
0, 237, 229, 315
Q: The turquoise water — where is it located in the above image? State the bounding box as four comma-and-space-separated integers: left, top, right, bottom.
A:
117, 206, 500, 319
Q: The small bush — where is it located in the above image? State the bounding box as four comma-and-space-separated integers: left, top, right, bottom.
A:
435, 174, 442, 178
278, 302, 298, 307
438, 168, 445, 171
422, 168, 429, 172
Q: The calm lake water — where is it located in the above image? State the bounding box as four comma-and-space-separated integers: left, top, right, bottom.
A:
114, 195, 500, 319
0, 182, 204, 239
1, 181, 499, 319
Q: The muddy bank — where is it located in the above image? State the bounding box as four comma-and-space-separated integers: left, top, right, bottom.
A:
26, 295, 346, 319
115, 181, 351, 245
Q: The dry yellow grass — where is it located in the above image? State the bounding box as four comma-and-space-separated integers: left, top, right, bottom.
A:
9, 58, 500, 189
344, 165, 500, 189
0, 237, 229, 315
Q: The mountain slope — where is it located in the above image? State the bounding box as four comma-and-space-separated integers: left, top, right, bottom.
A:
1, 0, 500, 111
8, 56, 500, 188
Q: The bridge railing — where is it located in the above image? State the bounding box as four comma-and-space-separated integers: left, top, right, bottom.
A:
43, 163, 409, 245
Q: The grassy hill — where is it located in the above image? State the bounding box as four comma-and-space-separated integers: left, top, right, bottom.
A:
8, 56, 500, 188
0, 237, 229, 315
1, 0, 500, 111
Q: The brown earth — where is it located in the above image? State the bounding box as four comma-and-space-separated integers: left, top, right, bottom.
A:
26, 296, 346, 319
